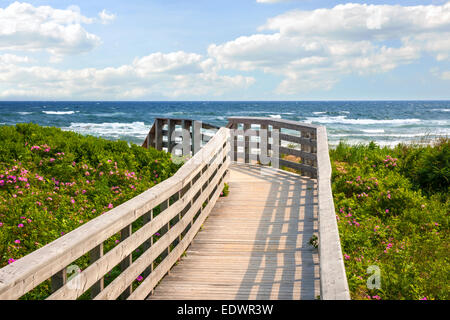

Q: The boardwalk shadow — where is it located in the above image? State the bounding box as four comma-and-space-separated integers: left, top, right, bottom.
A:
230, 163, 319, 300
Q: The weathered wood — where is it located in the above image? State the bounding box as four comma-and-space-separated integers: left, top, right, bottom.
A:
120, 224, 133, 299
131, 176, 226, 300
51, 268, 67, 294
192, 121, 202, 155
182, 120, 191, 157
47, 140, 229, 300
95, 159, 229, 300
316, 126, 350, 300
244, 123, 250, 163
155, 119, 163, 150
167, 119, 175, 153
148, 163, 319, 300
280, 133, 315, 146
278, 146, 317, 161
227, 117, 319, 133
89, 244, 104, 298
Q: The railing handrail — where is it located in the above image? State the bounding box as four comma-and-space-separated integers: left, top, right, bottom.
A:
0, 125, 230, 300
316, 126, 350, 300
226, 117, 318, 178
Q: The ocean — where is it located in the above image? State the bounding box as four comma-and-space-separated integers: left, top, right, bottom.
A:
0, 101, 449, 147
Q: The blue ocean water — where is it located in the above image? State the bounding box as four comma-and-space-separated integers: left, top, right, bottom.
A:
0, 101, 449, 147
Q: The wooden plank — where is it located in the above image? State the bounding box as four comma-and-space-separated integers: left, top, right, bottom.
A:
227, 117, 319, 133
155, 119, 163, 151
244, 123, 250, 164
279, 146, 317, 161
89, 244, 104, 298
149, 163, 320, 301
192, 121, 202, 155
51, 268, 67, 293
316, 126, 350, 300
279, 159, 317, 175
182, 120, 191, 157
280, 133, 315, 147
120, 224, 133, 299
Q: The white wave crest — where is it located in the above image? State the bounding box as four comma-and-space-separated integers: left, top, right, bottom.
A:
43, 111, 77, 115
431, 108, 450, 112
62, 122, 150, 140
305, 116, 423, 125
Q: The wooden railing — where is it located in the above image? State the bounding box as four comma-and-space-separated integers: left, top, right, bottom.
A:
226, 117, 319, 178
316, 126, 350, 299
142, 118, 220, 157
226, 117, 350, 299
0, 125, 230, 300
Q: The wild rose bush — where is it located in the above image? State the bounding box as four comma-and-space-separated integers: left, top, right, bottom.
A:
330, 139, 449, 300
0, 123, 181, 275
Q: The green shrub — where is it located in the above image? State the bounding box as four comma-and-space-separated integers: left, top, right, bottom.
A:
330, 139, 449, 300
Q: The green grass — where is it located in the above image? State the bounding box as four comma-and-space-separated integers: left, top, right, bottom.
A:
330, 139, 449, 300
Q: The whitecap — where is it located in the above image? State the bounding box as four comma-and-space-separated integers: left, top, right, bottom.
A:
430, 108, 450, 112
305, 116, 423, 125
92, 112, 126, 117
62, 122, 150, 140
18, 112, 32, 115
269, 114, 281, 119
312, 111, 326, 115
361, 129, 385, 133
43, 111, 77, 115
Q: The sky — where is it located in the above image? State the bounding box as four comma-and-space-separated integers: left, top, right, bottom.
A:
0, 0, 449, 100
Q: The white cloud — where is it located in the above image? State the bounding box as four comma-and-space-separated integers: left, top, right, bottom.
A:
0, 51, 255, 99
0, 1, 101, 56
98, 9, 116, 24
441, 71, 450, 80
209, 2, 450, 94
0, 53, 33, 64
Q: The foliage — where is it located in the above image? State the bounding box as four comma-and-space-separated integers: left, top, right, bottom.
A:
0, 123, 181, 298
330, 139, 449, 300
220, 183, 229, 197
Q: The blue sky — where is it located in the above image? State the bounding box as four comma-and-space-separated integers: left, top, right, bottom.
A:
0, 0, 449, 100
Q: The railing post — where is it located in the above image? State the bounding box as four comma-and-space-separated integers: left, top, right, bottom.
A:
160, 199, 170, 258
167, 119, 175, 154
90, 243, 104, 298
192, 121, 202, 155
182, 120, 191, 157
244, 123, 250, 164
120, 224, 133, 299
232, 122, 238, 162
51, 268, 67, 293
155, 119, 163, 151
259, 123, 270, 165
142, 209, 153, 278
272, 125, 280, 169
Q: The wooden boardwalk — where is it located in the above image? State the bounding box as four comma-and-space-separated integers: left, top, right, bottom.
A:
148, 162, 320, 300
0, 117, 350, 300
